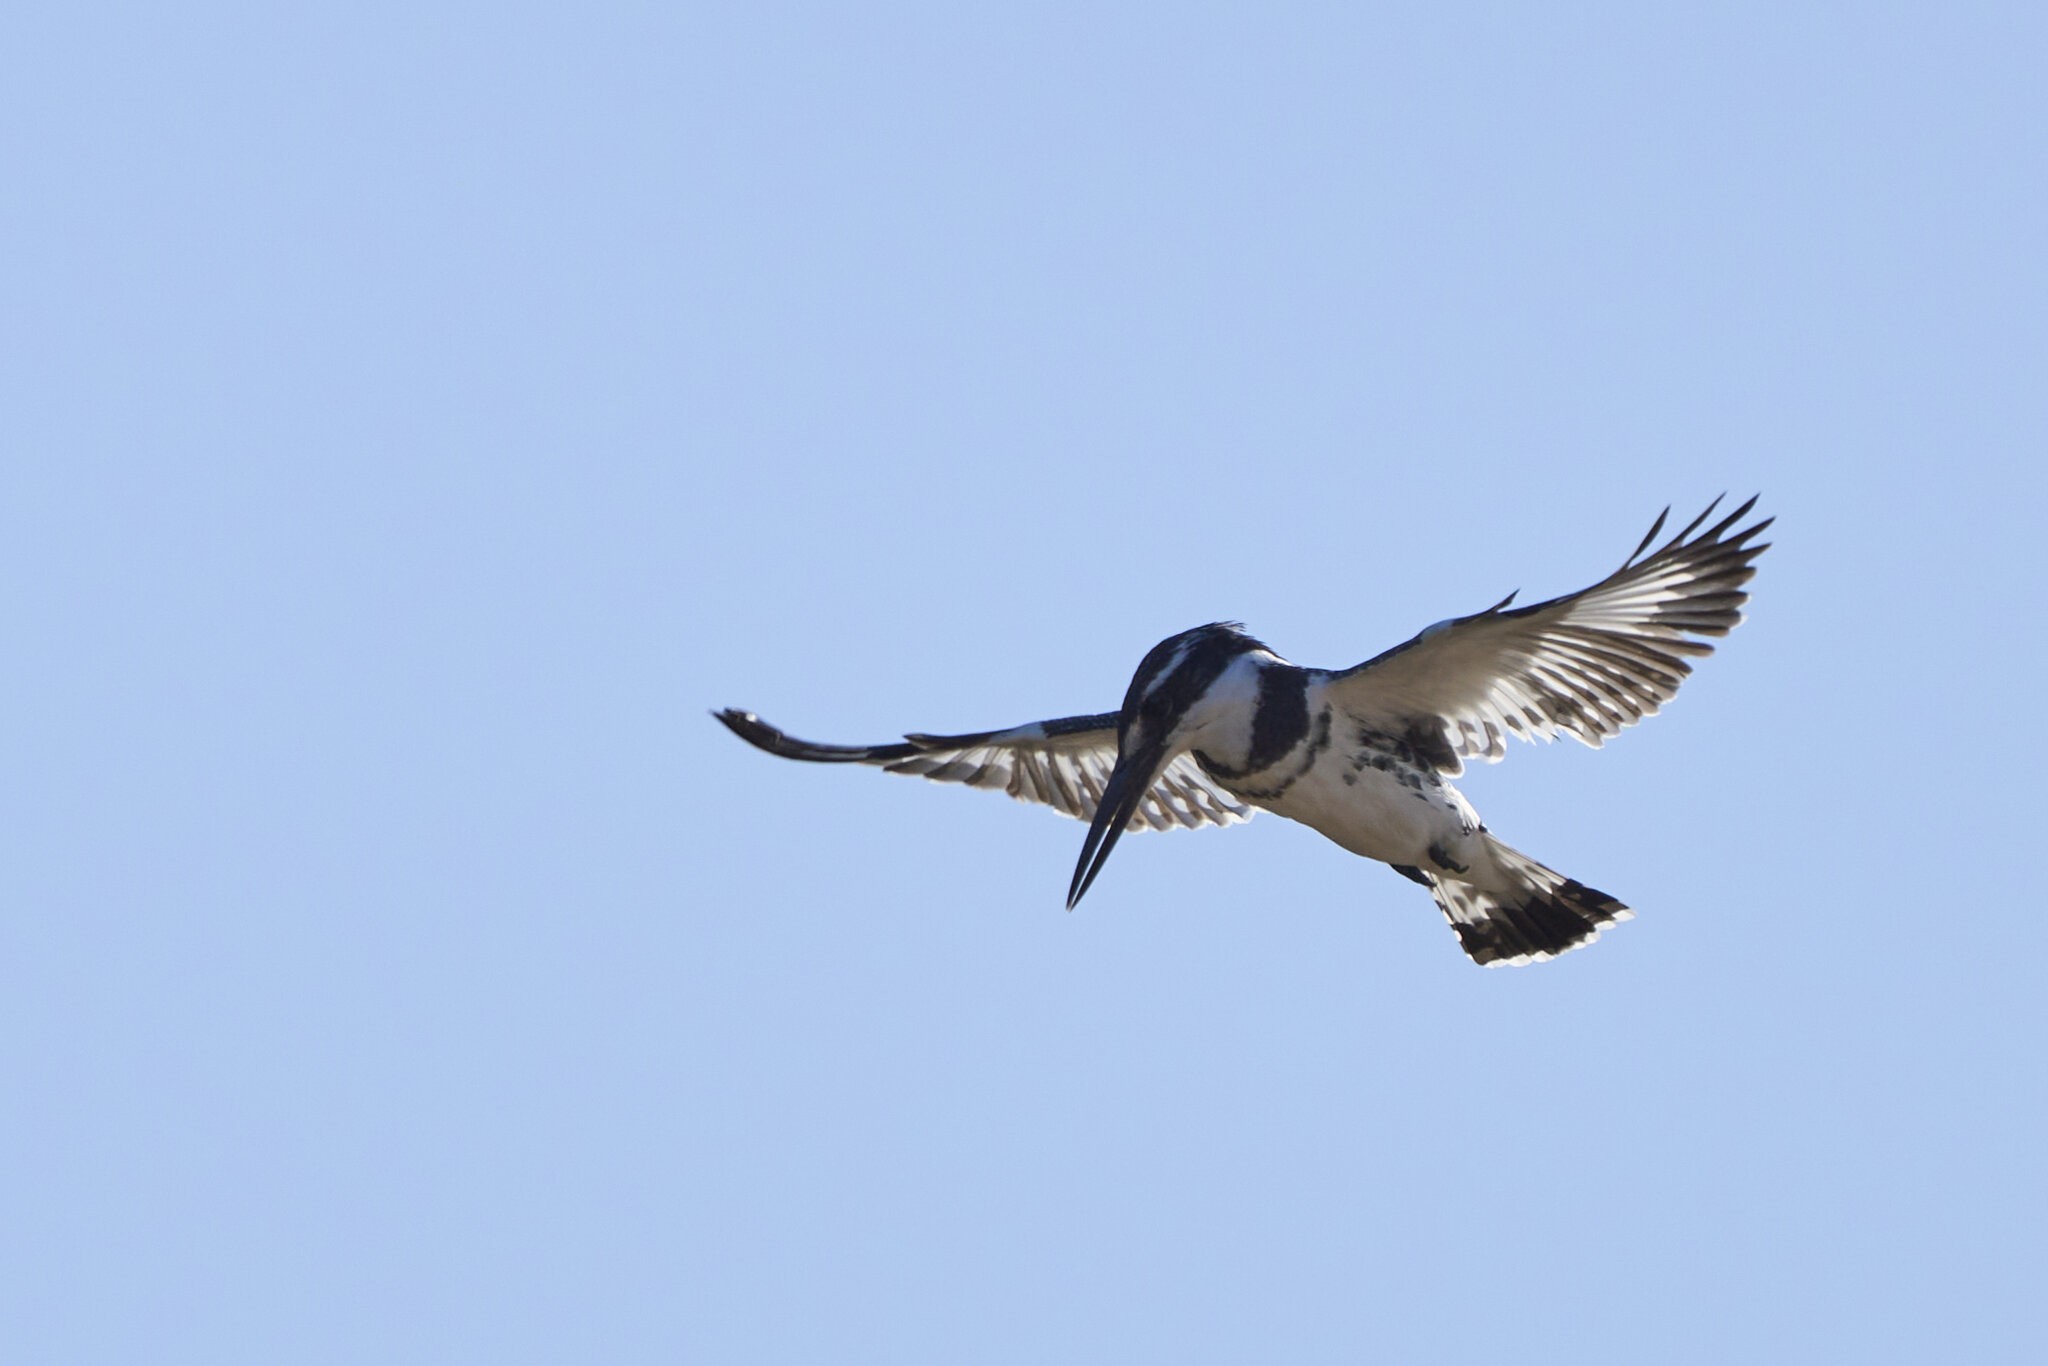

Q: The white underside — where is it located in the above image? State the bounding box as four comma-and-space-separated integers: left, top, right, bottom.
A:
1245, 759, 1487, 875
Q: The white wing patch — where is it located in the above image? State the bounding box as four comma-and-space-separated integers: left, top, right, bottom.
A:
715, 710, 1253, 832
1327, 497, 1772, 772
884, 741, 1250, 831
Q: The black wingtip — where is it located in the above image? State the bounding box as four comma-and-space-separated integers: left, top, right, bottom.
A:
714, 707, 776, 749
1624, 505, 1672, 567
715, 708, 919, 764
1625, 493, 1769, 568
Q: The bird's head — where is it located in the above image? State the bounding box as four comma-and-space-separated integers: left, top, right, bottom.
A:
1066, 623, 1267, 909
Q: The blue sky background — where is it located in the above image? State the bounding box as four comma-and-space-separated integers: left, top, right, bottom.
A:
6, 3, 2044, 1362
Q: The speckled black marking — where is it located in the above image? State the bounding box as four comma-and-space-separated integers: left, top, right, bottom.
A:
1346, 727, 1436, 796
1401, 719, 1461, 774
1426, 840, 1469, 875
1355, 726, 1417, 766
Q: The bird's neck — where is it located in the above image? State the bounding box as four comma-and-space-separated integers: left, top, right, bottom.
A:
1184, 652, 1309, 776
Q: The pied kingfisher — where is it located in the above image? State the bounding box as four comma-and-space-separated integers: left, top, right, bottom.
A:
717, 497, 1770, 966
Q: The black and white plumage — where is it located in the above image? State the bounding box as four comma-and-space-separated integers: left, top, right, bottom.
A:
717, 497, 1770, 966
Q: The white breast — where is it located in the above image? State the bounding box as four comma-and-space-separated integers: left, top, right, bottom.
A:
1237, 685, 1483, 868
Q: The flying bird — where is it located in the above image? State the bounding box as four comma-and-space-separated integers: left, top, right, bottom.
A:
716, 497, 1770, 966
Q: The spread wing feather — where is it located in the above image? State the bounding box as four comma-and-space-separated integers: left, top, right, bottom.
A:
1325, 496, 1771, 774
713, 709, 1253, 832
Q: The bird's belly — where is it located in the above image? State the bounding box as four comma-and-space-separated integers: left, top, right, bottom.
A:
1252, 761, 1477, 868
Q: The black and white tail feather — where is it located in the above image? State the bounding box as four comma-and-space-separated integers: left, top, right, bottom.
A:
1404, 841, 1633, 968
717, 497, 1769, 967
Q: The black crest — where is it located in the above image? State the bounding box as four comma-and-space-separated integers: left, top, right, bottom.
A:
1119, 623, 1264, 738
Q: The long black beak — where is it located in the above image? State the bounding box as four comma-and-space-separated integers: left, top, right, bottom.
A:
1066, 738, 1168, 910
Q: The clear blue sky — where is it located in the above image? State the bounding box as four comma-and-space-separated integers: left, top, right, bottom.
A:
6, 4, 2044, 1362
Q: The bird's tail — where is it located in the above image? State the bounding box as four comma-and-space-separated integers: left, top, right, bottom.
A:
1426, 838, 1633, 967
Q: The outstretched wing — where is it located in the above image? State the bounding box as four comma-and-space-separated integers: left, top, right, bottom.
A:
1325, 496, 1772, 774
714, 709, 1254, 832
